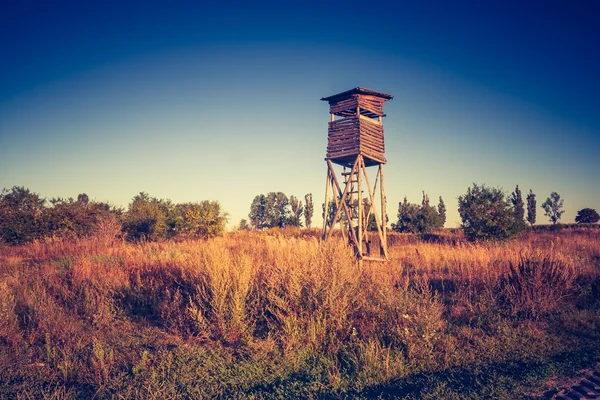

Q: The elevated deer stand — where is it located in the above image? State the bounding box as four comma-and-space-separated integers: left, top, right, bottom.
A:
321, 87, 393, 262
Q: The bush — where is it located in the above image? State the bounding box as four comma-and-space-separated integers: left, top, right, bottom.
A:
0, 187, 46, 245
458, 183, 524, 242
123, 193, 177, 241
575, 208, 600, 224
123, 193, 228, 242
392, 194, 445, 234
45, 195, 118, 239
174, 201, 227, 239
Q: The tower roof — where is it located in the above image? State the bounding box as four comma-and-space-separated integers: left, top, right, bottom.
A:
320, 87, 394, 103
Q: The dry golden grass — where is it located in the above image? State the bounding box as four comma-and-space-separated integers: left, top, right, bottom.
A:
0, 228, 599, 398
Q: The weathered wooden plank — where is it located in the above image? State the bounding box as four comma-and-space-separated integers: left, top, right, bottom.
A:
322, 168, 331, 239
361, 146, 385, 154
359, 131, 384, 143
359, 114, 382, 125
329, 139, 360, 147
328, 139, 360, 146
328, 148, 360, 156
330, 132, 359, 139
328, 123, 359, 132
360, 137, 384, 148
330, 99, 358, 109
329, 138, 360, 145
360, 139, 384, 151
329, 145, 359, 151
328, 132, 359, 138
360, 122, 383, 133
329, 133, 360, 140
361, 137, 384, 148
360, 119, 384, 131
328, 137, 359, 145
328, 146, 360, 153
356, 95, 385, 116
359, 133, 384, 147
361, 150, 385, 159
329, 122, 358, 129
328, 149, 361, 158
361, 127, 383, 137
360, 127, 384, 139
361, 152, 386, 164
361, 146, 385, 157
361, 131, 384, 143
328, 123, 359, 131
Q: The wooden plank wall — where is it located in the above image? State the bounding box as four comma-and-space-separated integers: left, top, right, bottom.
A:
358, 117, 385, 163
327, 116, 386, 163
329, 97, 358, 116
328, 94, 386, 117
326, 94, 387, 163
327, 117, 360, 158
357, 95, 385, 116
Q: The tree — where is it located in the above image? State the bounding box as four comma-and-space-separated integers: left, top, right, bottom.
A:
77, 193, 89, 205
174, 201, 227, 238
510, 185, 527, 232
367, 208, 389, 231
249, 192, 295, 229
437, 196, 446, 228
393, 197, 421, 233
45, 195, 114, 238
304, 193, 314, 229
123, 192, 177, 241
322, 201, 338, 228
238, 219, 251, 231
322, 200, 350, 229
249, 194, 267, 230
392, 193, 444, 234
575, 208, 600, 224
526, 189, 536, 227
541, 192, 564, 225
0, 186, 47, 245
458, 183, 523, 242
265, 192, 291, 228
289, 195, 303, 227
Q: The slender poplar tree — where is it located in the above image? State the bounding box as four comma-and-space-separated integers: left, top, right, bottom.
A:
526, 189, 536, 227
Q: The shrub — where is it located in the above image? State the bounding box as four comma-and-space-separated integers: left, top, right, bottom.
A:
45, 195, 117, 239
393, 193, 445, 234
123, 193, 177, 241
575, 208, 600, 224
0, 186, 46, 245
458, 183, 524, 242
174, 201, 227, 239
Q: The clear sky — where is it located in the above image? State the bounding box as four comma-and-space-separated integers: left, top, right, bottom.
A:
1, 1, 599, 228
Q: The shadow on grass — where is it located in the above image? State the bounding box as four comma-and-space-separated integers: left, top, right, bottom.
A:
243, 346, 600, 399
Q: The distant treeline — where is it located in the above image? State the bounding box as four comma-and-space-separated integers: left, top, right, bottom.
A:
1, 184, 598, 246
0, 187, 227, 245
241, 185, 598, 242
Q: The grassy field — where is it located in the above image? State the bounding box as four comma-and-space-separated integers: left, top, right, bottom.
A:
1, 228, 599, 399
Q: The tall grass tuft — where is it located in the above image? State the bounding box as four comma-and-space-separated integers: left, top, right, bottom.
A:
500, 253, 576, 319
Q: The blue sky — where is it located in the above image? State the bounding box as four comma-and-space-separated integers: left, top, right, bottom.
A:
1, 1, 599, 228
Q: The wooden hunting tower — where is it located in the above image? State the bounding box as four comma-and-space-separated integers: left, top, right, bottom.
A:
321, 87, 393, 261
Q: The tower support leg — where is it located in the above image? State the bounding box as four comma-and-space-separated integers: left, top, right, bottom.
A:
322, 157, 387, 261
